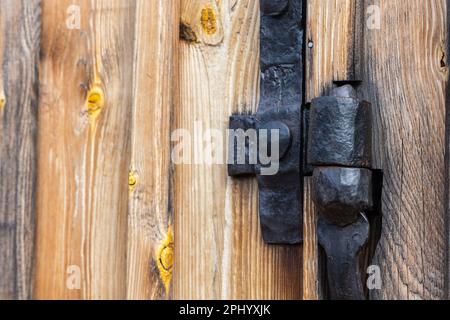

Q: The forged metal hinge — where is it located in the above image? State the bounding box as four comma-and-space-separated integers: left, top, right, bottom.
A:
309, 84, 382, 300
228, 0, 383, 300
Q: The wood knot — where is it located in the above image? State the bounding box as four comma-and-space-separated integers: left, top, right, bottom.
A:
439, 41, 447, 69
87, 86, 104, 118
180, 22, 198, 42
129, 170, 138, 193
201, 6, 217, 35
159, 244, 174, 271
0, 92, 5, 110
157, 229, 174, 295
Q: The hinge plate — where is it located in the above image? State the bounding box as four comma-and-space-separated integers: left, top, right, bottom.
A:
228, 0, 304, 244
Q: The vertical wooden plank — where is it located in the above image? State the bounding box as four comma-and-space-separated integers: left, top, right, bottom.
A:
126, 0, 179, 300
35, 0, 135, 299
174, 0, 303, 299
361, 0, 447, 299
305, 0, 363, 100
303, 0, 363, 300
447, 0, 450, 301
0, 0, 41, 300
302, 181, 319, 300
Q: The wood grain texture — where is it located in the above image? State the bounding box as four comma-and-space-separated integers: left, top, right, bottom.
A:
180, 0, 224, 45
35, 0, 135, 299
126, 0, 179, 300
174, 0, 303, 299
0, 0, 41, 300
302, 179, 320, 300
447, 0, 450, 301
305, 0, 363, 99
361, 0, 448, 299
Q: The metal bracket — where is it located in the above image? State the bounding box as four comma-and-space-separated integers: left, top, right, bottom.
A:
228, 0, 304, 244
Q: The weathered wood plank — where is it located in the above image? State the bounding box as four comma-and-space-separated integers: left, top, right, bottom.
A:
361, 0, 447, 299
0, 0, 41, 300
305, 0, 363, 99
302, 180, 320, 300
447, 0, 450, 301
35, 0, 135, 299
174, 0, 303, 299
126, 0, 179, 300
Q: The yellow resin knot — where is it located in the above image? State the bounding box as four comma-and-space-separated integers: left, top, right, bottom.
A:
201, 6, 217, 35
87, 86, 104, 118
128, 170, 138, 193
0, 94, 5, 110
157, 229, 174, 295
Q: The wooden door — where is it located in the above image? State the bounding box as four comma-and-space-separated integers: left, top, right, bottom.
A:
0, 0, 448, 300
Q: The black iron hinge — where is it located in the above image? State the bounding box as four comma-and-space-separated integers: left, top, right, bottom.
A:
228, 0, 382, 300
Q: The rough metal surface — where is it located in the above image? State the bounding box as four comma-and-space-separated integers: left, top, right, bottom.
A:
312, 167, 373, 226
228, 0, 304, 244
308, 95, 372, 168
318, 215, 370, 300
260, 0, 303, 113
256, 106, 302, 244
228, 107, 303, 244
260, 0, 289, 16
309, 85, 380, 300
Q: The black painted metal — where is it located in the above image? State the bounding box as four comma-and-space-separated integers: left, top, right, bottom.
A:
309, 85, 380, 300
308, 88, 372, 168
260, 0, 289, 16
317, 215, 370, 300
228, 0, 304, 244
312, 167, 373, 226
257, 106, 302, 244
